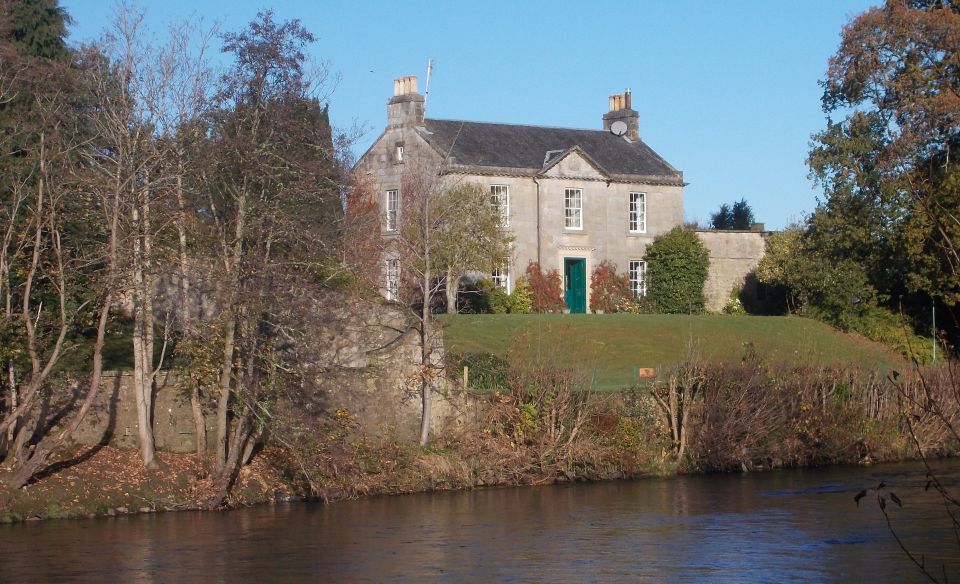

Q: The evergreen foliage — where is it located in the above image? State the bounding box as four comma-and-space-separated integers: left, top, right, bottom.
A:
757, 229, 933, 362
8, 0, 72, 59
644, 227, 709, 314
710, 198, 754, 230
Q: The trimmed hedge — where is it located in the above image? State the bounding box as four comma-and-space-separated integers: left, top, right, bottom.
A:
645, 227, 709, 314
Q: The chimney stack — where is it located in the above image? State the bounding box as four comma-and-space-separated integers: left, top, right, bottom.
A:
603, 88, 639, 140
387, 75, 425, 128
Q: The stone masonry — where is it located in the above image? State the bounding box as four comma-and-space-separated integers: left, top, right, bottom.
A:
696, 229, 768, 312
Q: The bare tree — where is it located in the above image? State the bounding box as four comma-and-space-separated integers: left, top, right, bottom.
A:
384, 153, 512, 445
650, 359, 705, 461
159, 21, 218, 458
0, 45, 120, 488
86, 4, 170, 468
193, 10, 343, 506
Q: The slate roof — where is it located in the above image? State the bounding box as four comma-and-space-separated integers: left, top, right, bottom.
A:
416, 119, 683, 185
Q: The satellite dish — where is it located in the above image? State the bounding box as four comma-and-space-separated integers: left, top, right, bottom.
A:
610, 120, 628, 136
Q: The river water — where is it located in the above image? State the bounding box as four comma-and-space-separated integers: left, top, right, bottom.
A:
1, 461, 958, 583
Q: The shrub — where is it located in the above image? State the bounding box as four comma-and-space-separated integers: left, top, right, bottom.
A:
447, 351, 510, 393
589, 260, 631, 313
645, 227, 709, 313
524, 262, 564, 313
457, 278, 494, 314
488, 283, 511, 314
723, 286, 747, 315
456, 278, 534, 315
850, 306, 934, 364
509, 280, 533, 314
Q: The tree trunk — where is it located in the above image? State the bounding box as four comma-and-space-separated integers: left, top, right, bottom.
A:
3, 417, 33, 468
5, 359, 16, 444
207, 408, 251, 508
419, 263, 432, 446
445, 269, 458, 314
174, 168, 192, 322
5, 292, 112, 489
215, 316, 236, 472
174, 163, 206, 459
131, 185, 157, 469
190, 385, 206, 457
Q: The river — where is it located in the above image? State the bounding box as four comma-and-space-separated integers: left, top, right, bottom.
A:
0, 460, 958, 582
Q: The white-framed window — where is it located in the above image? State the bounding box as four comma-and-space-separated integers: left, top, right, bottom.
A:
385, 189, 399, 232
385, 258, 400, 301
629, 192, 646, 233
565, 188, 582, 230
490, 184, 510, 226
629, 260, 646, 297
396, 144, 404, 163
492, 266, 510, 293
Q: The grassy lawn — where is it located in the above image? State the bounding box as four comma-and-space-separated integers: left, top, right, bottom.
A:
440, 313, 905, 390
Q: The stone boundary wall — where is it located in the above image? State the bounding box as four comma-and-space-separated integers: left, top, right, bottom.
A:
696, 230, 768, 312
68, 367, 457, 454
67, 297, 455, 452
69, 371, 204, 453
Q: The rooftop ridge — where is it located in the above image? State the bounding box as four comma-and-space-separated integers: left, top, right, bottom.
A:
424, 117, 622, 136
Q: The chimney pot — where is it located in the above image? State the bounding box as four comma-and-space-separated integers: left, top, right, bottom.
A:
387, 74, 425, 128
394, 75, 419, 96
603, 87, 640, 140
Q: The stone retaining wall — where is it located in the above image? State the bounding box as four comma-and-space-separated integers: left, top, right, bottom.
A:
696, 230, 768, 312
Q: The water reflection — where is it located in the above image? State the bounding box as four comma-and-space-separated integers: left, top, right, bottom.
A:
0, 461, 957, 582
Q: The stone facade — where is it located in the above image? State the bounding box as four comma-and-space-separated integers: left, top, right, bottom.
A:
354, 76, 685, 312
696, 229, 768, 312
355, 75, 768, 314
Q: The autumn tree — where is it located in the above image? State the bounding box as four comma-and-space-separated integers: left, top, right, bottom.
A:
83, 3, 172, 470
756, 227, 877, 330
194, 11, 342, 505
438, 185, 513, 314
817, 5, 960, 574
150, 20, 218, 459
810, 0, 960, 323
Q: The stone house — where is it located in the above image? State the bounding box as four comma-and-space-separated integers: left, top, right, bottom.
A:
354, 75, 761, 313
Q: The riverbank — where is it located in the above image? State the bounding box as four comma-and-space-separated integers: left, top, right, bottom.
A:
0, 438, 938, 524
1, 358, 956, 523
0, 447, 283, 522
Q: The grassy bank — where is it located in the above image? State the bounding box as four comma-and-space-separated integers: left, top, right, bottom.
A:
442, 314, 905, 389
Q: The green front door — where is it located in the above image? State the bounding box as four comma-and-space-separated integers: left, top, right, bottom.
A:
564, 257, 587, 314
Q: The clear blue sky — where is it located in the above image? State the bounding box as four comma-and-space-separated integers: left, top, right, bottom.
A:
62, 0, 877, 230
